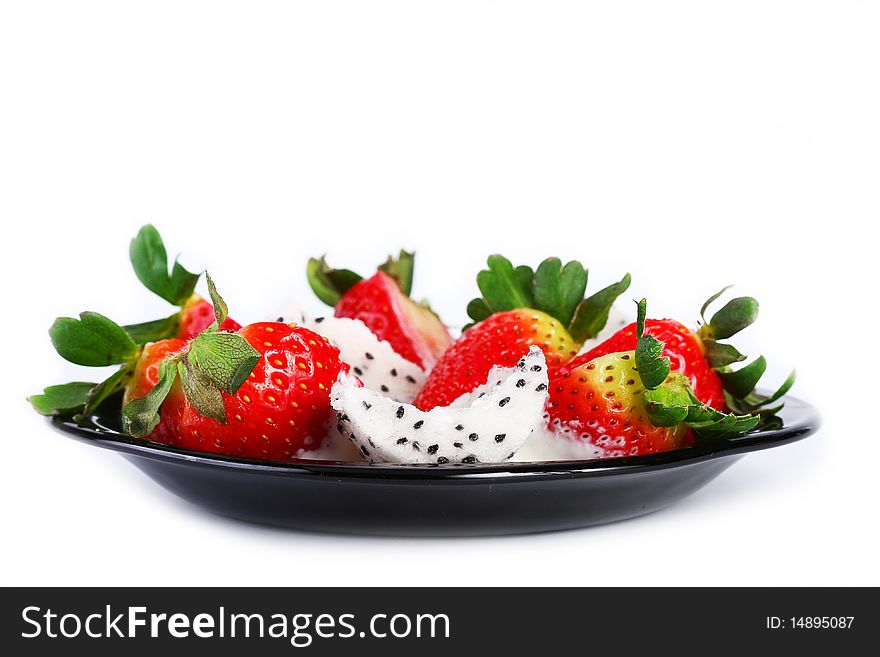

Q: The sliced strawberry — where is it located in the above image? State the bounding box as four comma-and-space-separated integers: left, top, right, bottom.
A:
307, 252, 452, 368
334, 272, 448, 368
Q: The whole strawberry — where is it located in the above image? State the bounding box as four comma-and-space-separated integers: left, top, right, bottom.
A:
307, 252, 451, 368
413, 255, 630, 410
123, 278, 345, 460
561, 287, 768, 411
548, 350, 691, 456
564, 318, 726, 409
545, 299, 792, 457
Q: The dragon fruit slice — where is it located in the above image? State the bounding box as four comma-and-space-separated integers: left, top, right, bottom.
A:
270, 305, 428, 404
305, 315, 427, 404
330, 346, 549, 464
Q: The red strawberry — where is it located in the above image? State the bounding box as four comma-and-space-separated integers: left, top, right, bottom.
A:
123, 338, 188, 441
124, 338, 187, 403
177, 294, 242, 340
414, 309, 578, 410
545, 297, 777, 457
547, 350, 691, 456
561, 289, 767, 411
563, 319, 726, 409
307, 252, 452, 368
413, 255, 631, 411
120, 276, 347, 461
154, 322, 344, 459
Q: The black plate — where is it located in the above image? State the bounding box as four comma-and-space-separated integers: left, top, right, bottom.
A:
51, 396, 819, 536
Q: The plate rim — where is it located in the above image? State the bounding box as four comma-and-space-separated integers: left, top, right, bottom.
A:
49, 394, 820, 481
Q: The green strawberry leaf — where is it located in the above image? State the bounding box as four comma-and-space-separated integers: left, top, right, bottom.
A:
466, 297, 492, 323
187, 332, 260, 394
532, 257, 564, 320
477, 255, 534, 312
205, 273, 228, 328
568, 273, 631, 343
642, 375, 693, 426
49, 312, 139, 366
699, 285, 734, 323
643, 372, 761, 438
306, 256, 363, 307
718, 355, 767, 398
123, 357, 179, 437
129, 225, 199, 306
703, 339, 747, 369
708, 296, 759, 340
28, 382, 95, 416
744, 369, 797, 408
633, 298, 670, 390
178, 360, 227, 423
123, 314, 180, 346
378, 250, 415, 296
533, 258, 588, 328
514, 265, 536, 306
82, 365, 132, 417
688, 413, 761, 439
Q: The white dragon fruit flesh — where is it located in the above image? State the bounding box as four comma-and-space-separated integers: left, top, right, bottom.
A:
304, 315, 427, 404
330, 346, 549, 464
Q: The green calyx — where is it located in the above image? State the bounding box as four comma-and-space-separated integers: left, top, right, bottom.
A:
33, 311, 140, 419
633, 297, 792, 439
29, 382, 97, 417
49, 312, 139, 367
122, 274, 260, 437
634, 298, 671, 390
130, 224, 200, 307
696, 286, 795, 421
31, 224, 190, 419
32, 271, 259, 438
643, 375, 761, 439
465, 255, 631, 342
307, 251, 415, 307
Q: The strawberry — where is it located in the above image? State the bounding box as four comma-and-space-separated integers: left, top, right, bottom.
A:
545, 299, 793, 456
414, 308, 579, 410
561, 287, 770, 411
126, 225, 240, 343
307, 252, 452, 368
413, 255, 631, 410
121, 277, 346, 460
123, 338, 187, 405
122, 338, 187, 441
139, 323, 343, 459
563, 318, 726, 409
548, 350, 691, 456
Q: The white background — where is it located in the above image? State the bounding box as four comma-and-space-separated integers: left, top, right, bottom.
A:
1, 1, 877, 586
